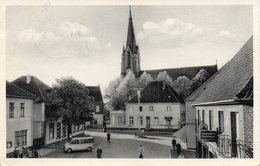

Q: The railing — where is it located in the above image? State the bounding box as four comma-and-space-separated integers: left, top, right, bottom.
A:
217, 135, 231, 158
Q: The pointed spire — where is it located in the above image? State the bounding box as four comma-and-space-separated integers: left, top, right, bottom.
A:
126, 5, 136, 52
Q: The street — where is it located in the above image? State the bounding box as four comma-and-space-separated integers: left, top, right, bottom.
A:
43, 136, 195, 158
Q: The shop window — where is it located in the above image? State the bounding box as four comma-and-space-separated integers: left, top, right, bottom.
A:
15, 130, 27, 147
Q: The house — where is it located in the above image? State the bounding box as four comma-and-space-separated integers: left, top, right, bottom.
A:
87, 86, 104, 127
6, 81, 37, 157
192, 36, 253, 158
110, 81, 185, 130
12, 75, 84, 146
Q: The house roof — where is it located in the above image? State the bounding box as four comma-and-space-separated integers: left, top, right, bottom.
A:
12, 75, 51, 102
6, 81, 37, 99
193, 36, 253, 104
86, 86, 103, 103
139, 65, 218, 81
128, 81, 184, 103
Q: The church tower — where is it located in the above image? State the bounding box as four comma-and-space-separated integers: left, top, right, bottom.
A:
121, 6, 141, 77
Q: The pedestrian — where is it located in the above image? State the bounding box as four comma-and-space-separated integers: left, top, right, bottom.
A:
176, 143, 182, 157
107, 132, 111, 143
96, 146, 103, 158
138, 145, 144, 158
13, 148, 19, 158
172, 137, 176, 150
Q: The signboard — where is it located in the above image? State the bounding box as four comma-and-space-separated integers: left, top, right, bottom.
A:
201, 130, 217, 142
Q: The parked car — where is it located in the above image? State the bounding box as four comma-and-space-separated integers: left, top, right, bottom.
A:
64, 136, 94, 153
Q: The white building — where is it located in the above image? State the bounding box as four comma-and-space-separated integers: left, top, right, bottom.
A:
110, 81, 185, 130
6, 81, 37, 157
193, 36, 253, 158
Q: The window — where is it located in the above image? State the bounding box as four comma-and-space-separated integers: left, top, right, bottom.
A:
96, 105, 100, 113
197, 110, 200, 125
81, 139, 94, 143
166, 106, 171, 111
149, 106, 154, 111
71, 139, 79, 144
129, 116, 134, 125
9, 102, 15, 118
209, 110, 213, 130
154, 117, 159, 125
139, 106, 142, 112
202, 110, 205, 123
62, 122, 66, 138
20, 103, 25, 117
77, 125, 79, 132
140, 116, 143, 125
118, 116, 122, 124
57, 122, 61, 139
49, 123, 54, 140
15, 130, 27, 147
218, 111, 224, 133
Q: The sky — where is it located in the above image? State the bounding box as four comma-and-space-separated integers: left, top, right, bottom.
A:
6, 5, 253, 94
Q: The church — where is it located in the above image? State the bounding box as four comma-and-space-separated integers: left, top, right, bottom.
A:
109, 7, 218, 130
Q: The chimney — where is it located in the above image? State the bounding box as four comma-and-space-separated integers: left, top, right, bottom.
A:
26, 74, 31, 84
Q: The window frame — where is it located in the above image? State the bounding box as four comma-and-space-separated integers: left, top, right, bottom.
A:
129, 116, 134, 125
20, 103, 25, 117
9, 102, 15, 118
15, 130, 27, 147
218, 111, 224, 133
209, 110, 213, 130
149, 106, 154, 111
49, 123, 54, 140
166, 106, 171, 111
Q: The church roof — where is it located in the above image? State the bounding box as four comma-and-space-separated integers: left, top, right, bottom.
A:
193, 36, 253, 105
140, 65, 218, 81
86, 86, 103, 103
6, 81, 37, 99
126, 6, 137, 53
127, 81, 184, 103
12, 75, 51, 102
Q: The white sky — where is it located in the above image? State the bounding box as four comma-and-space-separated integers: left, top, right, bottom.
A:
6, 5, 252, 94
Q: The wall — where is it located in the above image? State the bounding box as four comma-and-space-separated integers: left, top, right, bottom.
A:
185, 101, 196, 149
45, 119, 67, 145
109, 110, 126, 127
125, 103, 183, 129
93, 102, 104, 125
32, 102, 45, 139
243, 105, 253, 149
6, 98, 33, 154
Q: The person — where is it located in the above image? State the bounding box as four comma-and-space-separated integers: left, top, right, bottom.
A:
107, 132, 111, 143
96, 147, 103, 158
21, 147, 28, 158
178, 153, 184, 158
138, 145, 144, 158
172, 137, 176, 150
176, 143, 182, 157
32, 149, 40, 158
13, 148, 19, 158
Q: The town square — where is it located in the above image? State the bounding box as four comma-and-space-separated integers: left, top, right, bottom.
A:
4, 4, 254, 160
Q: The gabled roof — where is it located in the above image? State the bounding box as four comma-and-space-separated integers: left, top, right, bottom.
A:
128, 81, 184, 103
139, 65, 218, 81
193, 36, 253, 104
6, 81, 37, 100
12, 75, 51, 102
86, 86, 103, 103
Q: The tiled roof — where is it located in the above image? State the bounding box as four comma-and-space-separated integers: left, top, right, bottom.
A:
6, 81, 37, 99
12, 75, 51, 102
128, 81, 184, 103
236, 76, 253, 100
86, 86, 103, 103
193, 36, 253, 104
139, 65, 218, 81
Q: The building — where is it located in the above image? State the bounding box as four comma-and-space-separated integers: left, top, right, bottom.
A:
87, 86, 104, 126
6, 81, 37, 157
192, 36, 253, 158
110, 81, 185, 130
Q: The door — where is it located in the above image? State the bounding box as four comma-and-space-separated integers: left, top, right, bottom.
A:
230, 112, 237, 157
146, 117, 150, 129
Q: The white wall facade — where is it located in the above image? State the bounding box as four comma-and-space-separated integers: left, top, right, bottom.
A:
32, 102, 45, 139
6, 98, 33, 154
125, 103, 184, 129
109, 110, 126, 127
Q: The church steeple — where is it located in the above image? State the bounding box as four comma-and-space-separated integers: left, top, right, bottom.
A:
121, 6, 141, 78
126, 5, 136, 52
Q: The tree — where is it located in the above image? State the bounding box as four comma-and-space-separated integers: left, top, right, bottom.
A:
156, 70, 174, 85
138, 71, 153, 88
190, 69, 210, 92
46, 77, 94, 138
173, 76, 191, 98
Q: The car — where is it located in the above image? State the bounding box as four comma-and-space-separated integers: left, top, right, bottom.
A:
64, 136, 94, 153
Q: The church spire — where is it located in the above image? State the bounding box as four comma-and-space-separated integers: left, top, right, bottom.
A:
126, 5, 136, 52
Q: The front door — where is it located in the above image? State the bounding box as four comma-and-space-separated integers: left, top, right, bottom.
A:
146, 117, 150, 129
230, 112, 237, 157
